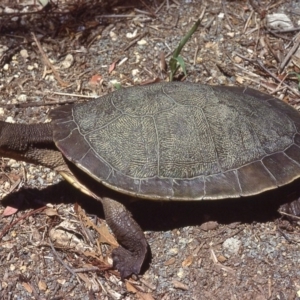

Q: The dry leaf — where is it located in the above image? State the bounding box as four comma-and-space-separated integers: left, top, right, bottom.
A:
89, 74, 102, 87
182, 255, 193, 267
137, 292, 155, 300
214, 262, 236, 275
126, 281, 137, 293
22, 282, 33, 293
49, 220, 93, 252
98, 223, 118, 247
38, 280, 47, 291
60, 54, 74, 69
200, 221, 218, 231
76, 204, 118, 246
236, 76, 244, 84
83, 250, 103, 261
77, 273, 90, 284
266, 13, 293, 30
217, 255, 227, 263
164, 257, 176, 266
44, 208, 58, 216
20, 265, 27, 272
172, 280, 189, 290
109, 61, 117, 74
57, 279, 66, 285
2, 206, 18, 216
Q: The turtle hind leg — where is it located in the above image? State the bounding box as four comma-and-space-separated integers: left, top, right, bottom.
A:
102, 197, 148, 279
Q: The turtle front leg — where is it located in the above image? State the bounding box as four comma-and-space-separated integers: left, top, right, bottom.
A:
101, 197, 148, 279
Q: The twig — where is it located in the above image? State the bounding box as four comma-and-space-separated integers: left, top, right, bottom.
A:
31, 32, 69, 87
269, 73, 288, 95
100, 14, 143, 18
235, 53, 300, 96
134, 8, 155, 17
123, 31, 148, 51
221, 0, 233, 30
264, 35, 280, 63
51, 91, 98, 98
0, 97, 84, 109
267, 30, 292, 41
155, 0, 166, 14
73, 266, 100, 273
248, 0, 266, 18
138, 0, 156, 17
212, 228, 244, 246
279, 211, 300, 221
48, 238, 81, 282
210, 248, 236, 275
271, 27, 300, 33
0, 45, 22, 68
276, 226, 299, 244
243, 10, 254, 33
193, 45, 199, 65
0, 206, 47, 241
279, 32, 300, 72
268, 277, 272, 299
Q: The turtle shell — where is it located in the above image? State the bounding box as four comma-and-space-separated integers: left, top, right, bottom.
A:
50, 82, 300, 200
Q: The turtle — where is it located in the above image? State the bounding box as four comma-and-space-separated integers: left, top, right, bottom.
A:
1, 81, 300, 278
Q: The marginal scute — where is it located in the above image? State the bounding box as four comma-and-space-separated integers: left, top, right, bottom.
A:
262, 152, 300, 186
52, 120, 77, 141
106, 171, 139, 194
267, 98, 300, 125
294, 133, 300, 147
172, 177, 205, 200
139, 177, 174, 198
50, 82, 300, 201
79, 149, 112, 182
204, 171, 241, 199
237, 161, 277, 196
55, 128, 90, 161
285, 145, 300, 165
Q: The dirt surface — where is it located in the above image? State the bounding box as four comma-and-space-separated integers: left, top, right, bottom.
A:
1, 0, 300, 299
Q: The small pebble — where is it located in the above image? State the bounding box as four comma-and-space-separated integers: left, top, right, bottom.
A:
223, 237, 241, 256
5, 116, 15, 123
20, 49, 29, 58
110, 31, 118, 41
177, 268, 185, 278
168, 248, 179, 256
17, 94, 27, 102
172, 280, 188, 290
137, 39, 147, 45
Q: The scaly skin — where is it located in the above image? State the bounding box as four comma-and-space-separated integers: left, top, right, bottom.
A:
0, 120, 148, 278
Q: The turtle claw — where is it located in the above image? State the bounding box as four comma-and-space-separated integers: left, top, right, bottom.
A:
112, 246, 144, 279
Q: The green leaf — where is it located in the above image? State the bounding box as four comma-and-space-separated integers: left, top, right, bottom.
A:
169, 19, 200, 81
175, 56, 187, 76
172, 19, 201, 59
39, 0, 50, 7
